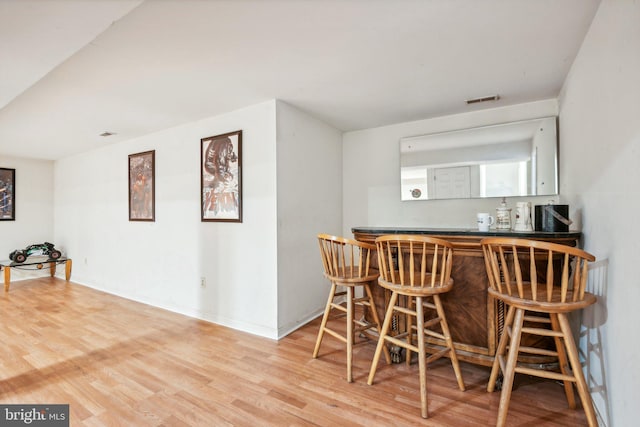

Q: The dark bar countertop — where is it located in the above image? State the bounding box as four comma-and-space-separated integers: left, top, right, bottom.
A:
352, 226, 581, 240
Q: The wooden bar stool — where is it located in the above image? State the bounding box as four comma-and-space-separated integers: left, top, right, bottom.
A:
481, 237, 598, 427
368, 235, 465, 419
313, 234, 391, 382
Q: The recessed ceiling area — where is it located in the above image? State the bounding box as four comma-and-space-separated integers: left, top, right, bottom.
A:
0, 0, 601, 160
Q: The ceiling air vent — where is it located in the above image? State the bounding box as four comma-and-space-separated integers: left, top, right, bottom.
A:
466, 94, 500, 105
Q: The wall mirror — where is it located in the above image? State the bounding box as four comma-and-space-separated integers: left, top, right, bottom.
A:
400, 116, 558, 201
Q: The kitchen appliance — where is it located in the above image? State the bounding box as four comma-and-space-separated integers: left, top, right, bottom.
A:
513, 202, 533, 231
495, 198, 512, 230
534, 204, 572, 232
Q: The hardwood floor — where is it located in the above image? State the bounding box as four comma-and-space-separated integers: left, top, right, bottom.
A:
0, 277, 589, 426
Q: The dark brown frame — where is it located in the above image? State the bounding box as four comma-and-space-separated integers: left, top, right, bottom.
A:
201, 130, 242, 222
128, 150, 155, 222
0, 168, 15, 221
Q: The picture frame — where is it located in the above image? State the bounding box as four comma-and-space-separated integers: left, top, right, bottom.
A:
128, 150, 155, 221
0, 168, 15, 221
201, 130, 242, 222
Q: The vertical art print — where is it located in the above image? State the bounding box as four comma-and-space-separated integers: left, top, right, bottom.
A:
201, 130, 242, 222
0, 168, 15, 220
128, 150, 155, 221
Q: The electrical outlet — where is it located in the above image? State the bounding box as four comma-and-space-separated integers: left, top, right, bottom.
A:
200, 277, 206, 288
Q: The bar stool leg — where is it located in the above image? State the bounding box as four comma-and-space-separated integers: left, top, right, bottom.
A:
433, 295, 465, 391
368, 291, 398, 385
558, 313, 598, 427
346, 286, 354, 383
488, 304, 516, 392
406, 296, 414, 365
416, 296, 428, 418
496, 307, 525, 427
313, 282, 337, 359
550, 313, 577, 408
363, 283, 392, 365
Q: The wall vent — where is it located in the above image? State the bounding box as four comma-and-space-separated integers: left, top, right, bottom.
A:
466, 94, 500, 104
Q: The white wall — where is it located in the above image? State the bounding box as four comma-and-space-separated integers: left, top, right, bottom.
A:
559, 1, 640, 425
275, 101, 343, 337
342, 99, 560, 236
54, 101, 281, 338
0, 156, 55, 281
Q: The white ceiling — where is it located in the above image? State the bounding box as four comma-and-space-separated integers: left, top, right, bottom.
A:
0, 0, 601, 161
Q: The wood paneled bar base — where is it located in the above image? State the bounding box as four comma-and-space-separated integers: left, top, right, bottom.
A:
352, 227, 581, 367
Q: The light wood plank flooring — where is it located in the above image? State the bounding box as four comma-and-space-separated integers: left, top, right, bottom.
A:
0, 277, 589, 426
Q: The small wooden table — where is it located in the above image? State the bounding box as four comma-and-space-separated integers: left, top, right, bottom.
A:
0, 257, 72, 291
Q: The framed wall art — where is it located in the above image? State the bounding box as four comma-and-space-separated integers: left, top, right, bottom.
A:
0, 168, 15, 221
128, 150, 155, 221
201, 130, 242, 222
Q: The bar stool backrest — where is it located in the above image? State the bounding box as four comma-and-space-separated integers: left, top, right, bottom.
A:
317, 234, 376, 282
375, 234, 454, 289
481, 237, 595, 306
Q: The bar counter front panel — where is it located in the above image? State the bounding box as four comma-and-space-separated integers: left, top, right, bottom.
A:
352, 226, 581, 367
